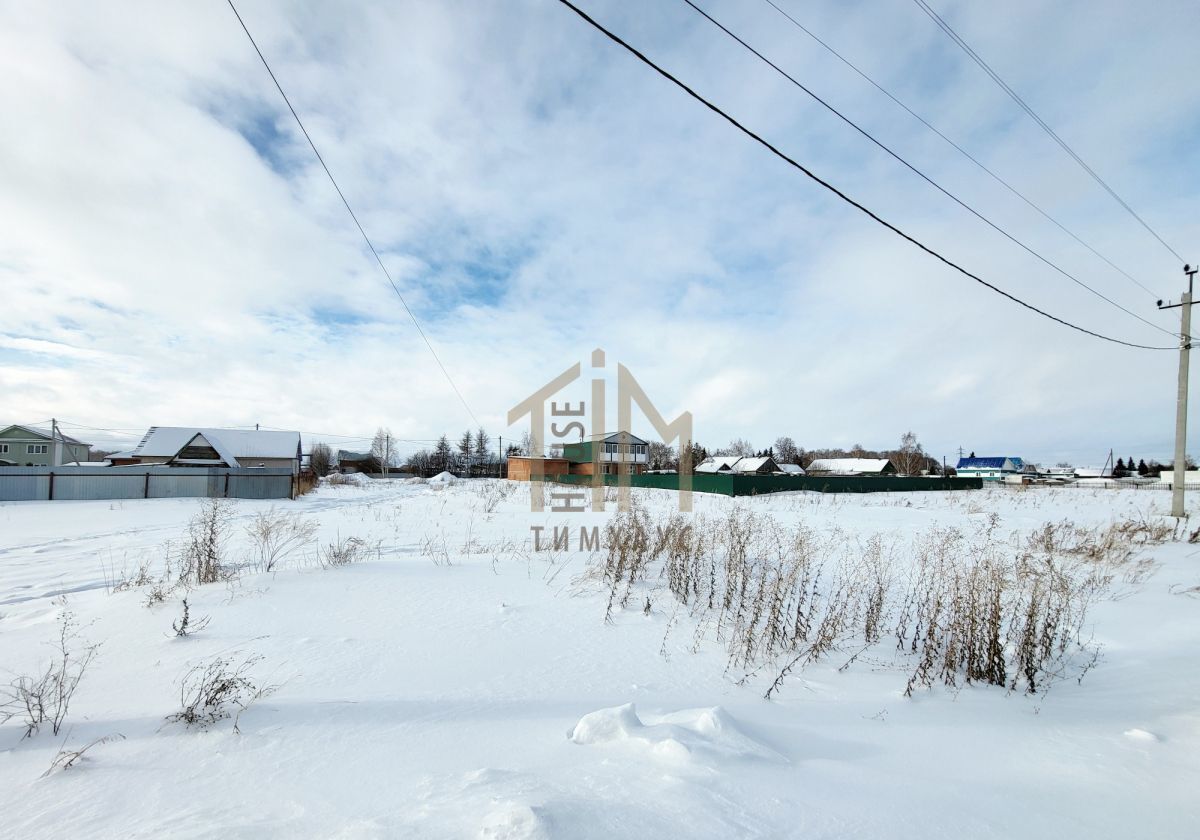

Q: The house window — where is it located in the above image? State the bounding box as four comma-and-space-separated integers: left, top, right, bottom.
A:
0, 444, 7, 453
28, 444, 48, 454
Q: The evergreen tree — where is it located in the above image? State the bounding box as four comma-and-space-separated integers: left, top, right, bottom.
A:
1138, 459, 1149, 476
458, 430, 473, 472
473, 428, 491, 460
1113, 457, 1127, 477
434, 435, 454, 473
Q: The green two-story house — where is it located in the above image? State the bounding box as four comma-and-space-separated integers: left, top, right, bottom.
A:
0, 425, 90, 466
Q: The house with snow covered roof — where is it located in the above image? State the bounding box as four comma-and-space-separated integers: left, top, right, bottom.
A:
806, 458, 896, 476
954, 456, 1024, 481
694, 455, 797, 475
0, 424, 89, 466
695, 455, 741, 474
730, 455, 780, 474
124, 427, 302, 473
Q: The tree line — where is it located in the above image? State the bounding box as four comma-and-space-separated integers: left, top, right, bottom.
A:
308, 429, 942, 477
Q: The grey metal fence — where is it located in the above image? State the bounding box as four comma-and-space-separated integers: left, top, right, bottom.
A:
0, 467, 295, 502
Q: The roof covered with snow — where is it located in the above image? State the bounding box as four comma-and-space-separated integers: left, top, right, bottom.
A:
695, 456, 742, 474
132, 427, 301, 466
807, 458, 893, 474
731, 456, 777, 473
776, 463, 805, 474
956, 457, 1024, 470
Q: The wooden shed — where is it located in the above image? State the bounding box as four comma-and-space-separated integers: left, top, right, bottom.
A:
506, 456, 570, 481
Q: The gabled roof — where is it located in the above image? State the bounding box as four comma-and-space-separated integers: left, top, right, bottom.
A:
731, 456, 777, 473
956, 457, 1022, 470
132, 427, 301, 465
587, 431, 649, 446
695, 455, 741, 474
0, 424, 88, 446
776, 463, 805, 474
807, 458, 893, 474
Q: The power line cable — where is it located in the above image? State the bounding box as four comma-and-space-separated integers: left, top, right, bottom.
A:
553, 0, 1173, 351
223, 0, 480, 427
909, 0, 1185, 265
680, 0, 1177, 341
757, 0, 1161, 301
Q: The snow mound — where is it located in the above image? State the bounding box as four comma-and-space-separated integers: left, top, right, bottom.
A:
479, 802, 549, 840
325, 472, 371, 486
569, 703, 779, 764
1124, 728, 1160, 743
429, 471, 458, 484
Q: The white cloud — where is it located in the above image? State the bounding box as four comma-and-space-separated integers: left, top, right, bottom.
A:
1, 0, 1197, 465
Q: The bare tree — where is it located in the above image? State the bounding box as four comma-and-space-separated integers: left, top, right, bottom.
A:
893, 431, 925, 475
406, 449, 434, 477
774, 436, 799, 465
370, 428, 394, 477
647, 441, 676, 470
718, 438, 754, 458
309, 442, 333, 477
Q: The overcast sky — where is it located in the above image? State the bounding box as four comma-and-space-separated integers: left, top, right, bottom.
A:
2, 0, 1198, 466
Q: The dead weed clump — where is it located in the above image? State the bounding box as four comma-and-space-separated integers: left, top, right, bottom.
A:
166, 653, 275, 733
177, 499, 235, 586
588, 506, 1176, 700
1, 599, 99, 739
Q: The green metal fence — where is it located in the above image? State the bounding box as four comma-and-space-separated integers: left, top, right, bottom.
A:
538, 472, 981, 496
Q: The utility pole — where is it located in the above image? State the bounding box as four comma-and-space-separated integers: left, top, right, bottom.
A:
51, 418, 62, 466
1159, 264, 1197, 518
384, 433, 391, 478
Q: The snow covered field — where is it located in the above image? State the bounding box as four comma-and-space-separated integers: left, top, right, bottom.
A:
1, 479, 1198, 839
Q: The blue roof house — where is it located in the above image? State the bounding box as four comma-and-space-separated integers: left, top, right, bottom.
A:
956, 456, 1025, 481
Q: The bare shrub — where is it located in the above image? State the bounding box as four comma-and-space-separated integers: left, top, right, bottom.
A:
110, 557, 153, 593
324, 473, 358, 487
600, 503, 654, 622
166, 654, 274, 733
420, 533, 452, 566
587, 506, 1171, 700
320, 534, 376, 567
1, 599, 99, 739
178, 499, 234, 586
171, 597, 211, 638
479, 480, 517, 513
245, 508, 318, 572
41, 733, 125, 778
